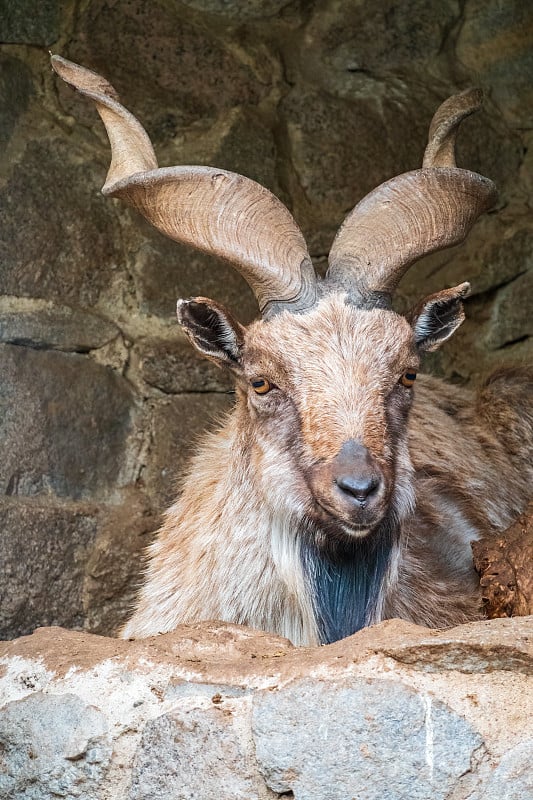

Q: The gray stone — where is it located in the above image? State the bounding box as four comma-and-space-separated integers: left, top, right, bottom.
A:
143, 393, 233, 510
129, 699, 270, 799
0, 344, 139, 500
137, 336, 233, 394
280, 87, 431, 235
0, 496, 98, 638
81, 488, 158, 636
0, 54, 33, 148
397, 220, 533, 304
132, 229, 258, 324
0, 140, 123, 307
67, 0, 268, 141
162, 106, 280, 196
297, 0, 460, 91
486, 271, 533, 350
180, 0, 292, 19
0, 296, 120, 352
481, 740, 533, 800
456, 0, 533, 128
0, 692, 111, 800
0, 0, 59, 45
253, 677, 483, 800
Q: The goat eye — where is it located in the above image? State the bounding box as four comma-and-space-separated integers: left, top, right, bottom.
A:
251, 378, 272, 395
400, 370, 417, 388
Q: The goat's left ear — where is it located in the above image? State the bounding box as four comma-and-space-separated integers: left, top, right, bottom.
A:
409, 282, 471, 352
177, 297, 245, 369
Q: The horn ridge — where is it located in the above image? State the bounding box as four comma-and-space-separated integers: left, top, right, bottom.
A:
51, 55, 316, 316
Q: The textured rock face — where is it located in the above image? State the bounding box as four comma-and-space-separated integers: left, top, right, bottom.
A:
1, 0, 532, 640
0, 618, 531, 799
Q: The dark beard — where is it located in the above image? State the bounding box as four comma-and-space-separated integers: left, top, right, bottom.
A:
300, 514, 396, 644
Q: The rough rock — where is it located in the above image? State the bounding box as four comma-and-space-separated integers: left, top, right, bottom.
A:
0, 490, 158, 640
0, 0, 59, 45
180, 0, 292, 19
0, 618, 531, 799
0, 692, 111, 800
296, 0, 460, 91
0, 496, 98, 639
67, 0, 269, 140
456, 0, 533, 128
0, 344, 139, 500
281, 87, 432, 235
129, 698, 270, 800
0, 140, 123, 307
131, 226, 258, 323
485, 270, 533, 350
253, 678, 482, 800
0, 54, 33, 148
481, 740, 533, 800
0, 296, 120, 351
472, 503, 533, 619
143, 393, 233, 510
136, 336, 233, 394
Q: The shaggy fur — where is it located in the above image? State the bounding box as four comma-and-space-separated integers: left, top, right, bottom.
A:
121, 296, 533, 644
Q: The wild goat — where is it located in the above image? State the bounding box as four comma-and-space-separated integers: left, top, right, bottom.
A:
53, 56, 533, 646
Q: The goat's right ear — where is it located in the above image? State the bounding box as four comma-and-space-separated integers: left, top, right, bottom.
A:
177, 297, 245, 369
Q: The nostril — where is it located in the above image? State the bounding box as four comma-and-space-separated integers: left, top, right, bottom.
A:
336, 474, 380, 504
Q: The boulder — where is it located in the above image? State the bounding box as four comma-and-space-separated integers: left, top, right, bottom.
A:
0, 618, 531, 799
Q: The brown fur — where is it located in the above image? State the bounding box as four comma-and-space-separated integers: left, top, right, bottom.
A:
121, 297, 533, 644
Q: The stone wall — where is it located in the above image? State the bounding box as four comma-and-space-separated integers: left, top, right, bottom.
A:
1, 0, 532, 638
0, 618, 532, 799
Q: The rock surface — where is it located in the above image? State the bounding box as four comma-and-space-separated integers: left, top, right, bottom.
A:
0, 618, 531, 799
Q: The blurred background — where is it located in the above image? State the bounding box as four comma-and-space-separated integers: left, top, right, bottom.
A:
1, 0, 532, 639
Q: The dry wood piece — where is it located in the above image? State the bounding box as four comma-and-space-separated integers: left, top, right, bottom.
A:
472, 503, 533, 618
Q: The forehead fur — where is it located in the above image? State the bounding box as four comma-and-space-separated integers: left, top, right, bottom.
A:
244, 294, 416, 387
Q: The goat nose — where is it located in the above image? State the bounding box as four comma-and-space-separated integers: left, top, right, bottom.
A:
336, 474, 380, 505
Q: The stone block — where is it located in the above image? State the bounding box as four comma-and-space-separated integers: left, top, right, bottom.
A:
0, 54, 33, 148
0, 296, 120, 352
481, 740, 533, 800
143, 393, 233, 510
0, 140, 123, 307
0, 0, 59, 45
486, 270, 533, 350
129, 698, 270, 799
67, 0, 268, 142
252, 677, 483, 800
136, 336, 233, 394
297, 0, 460, 91
132, 226, 258, 323
0, 488, 158, 640
0, 692, 111, 799
280, 88, 430, 234
456, 0, 533, 128
0, 344, 139, 500
0, 496, 98, 639
180, 0, 292, 19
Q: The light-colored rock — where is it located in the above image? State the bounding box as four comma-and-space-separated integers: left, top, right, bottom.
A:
0, 618, 531, 799
253, 678, 482, 799
0, 692, 111, 800
129, 697, 272, 800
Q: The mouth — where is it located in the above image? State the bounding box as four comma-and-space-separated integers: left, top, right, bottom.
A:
312, 499, 374, 539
